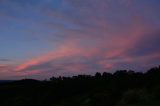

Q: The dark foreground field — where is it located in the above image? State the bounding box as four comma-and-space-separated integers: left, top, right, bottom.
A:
0, 66, 160, 106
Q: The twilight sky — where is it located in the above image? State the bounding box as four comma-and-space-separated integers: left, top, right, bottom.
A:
0, 0, 160, 80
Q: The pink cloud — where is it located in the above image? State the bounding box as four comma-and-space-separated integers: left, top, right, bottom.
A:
1, 0, 159, 79
15, 17, 158, 76
15, 40, 99, 72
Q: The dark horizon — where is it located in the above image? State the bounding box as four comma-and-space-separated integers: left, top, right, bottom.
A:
0, 65, 159, 81
0, 65, 160, 106
0, 66, 152, 80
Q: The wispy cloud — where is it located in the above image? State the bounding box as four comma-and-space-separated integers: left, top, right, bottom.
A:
0, 0, 160, 79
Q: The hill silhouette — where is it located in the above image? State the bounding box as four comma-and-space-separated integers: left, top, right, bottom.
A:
0, 66, 160, 106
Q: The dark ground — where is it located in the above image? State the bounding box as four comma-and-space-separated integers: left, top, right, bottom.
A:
0, 66, 160, 106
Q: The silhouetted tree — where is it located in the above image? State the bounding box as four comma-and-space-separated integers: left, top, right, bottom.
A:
95, 72, 101, 79
50, 76, 56, 81
102, 72, 112, 78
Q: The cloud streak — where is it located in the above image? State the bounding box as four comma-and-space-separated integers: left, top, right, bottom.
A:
0, 0, 160, 79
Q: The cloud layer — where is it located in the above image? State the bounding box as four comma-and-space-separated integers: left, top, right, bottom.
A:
0, 0, 160, 79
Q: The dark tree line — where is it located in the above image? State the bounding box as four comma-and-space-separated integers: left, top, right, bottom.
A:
0, 66, 160, 106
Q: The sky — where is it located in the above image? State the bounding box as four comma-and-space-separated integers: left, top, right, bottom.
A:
0, 0, 160, 80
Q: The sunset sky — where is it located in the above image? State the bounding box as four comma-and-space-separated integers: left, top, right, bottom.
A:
0, 0, 160, 80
